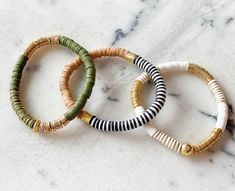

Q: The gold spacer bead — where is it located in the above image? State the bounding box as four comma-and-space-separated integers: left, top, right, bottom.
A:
79, 111, 92, 124
131, 80, 143, 107
33, 121, 41, 132
181, 143, 193, 156
124, 52, 136, 63
212, 128, 223, 135
188, 63, 214, 83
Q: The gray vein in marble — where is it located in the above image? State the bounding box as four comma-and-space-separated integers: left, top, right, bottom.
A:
199, 110, 216, 120
169, 180, 177, 187
209, 158, 213, 163
111, 9, 144, 45
222, 149, 235, 157
168, 93, 181, 97
15, 39, 23, 46
107, 96, 119, 102
49, 181, 57, 187
102, 85, 111, 94
201, 15, 234, 28
201, 18, 215, 27
25, 65, 41, 72
37, 169, 57, 187
228, 104, 234, 114
226, 17, 234, 25
37, 169, 47, 177
226, 119, 235, 136
120, 66, 126, 71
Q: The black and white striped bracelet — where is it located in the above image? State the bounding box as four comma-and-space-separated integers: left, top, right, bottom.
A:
60, 48, 166, 131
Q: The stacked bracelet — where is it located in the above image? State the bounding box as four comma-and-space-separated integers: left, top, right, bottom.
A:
60, 48, 166, 131
131, 62, 228, 156
10, 35, 95, 132
9, 34, 229, 157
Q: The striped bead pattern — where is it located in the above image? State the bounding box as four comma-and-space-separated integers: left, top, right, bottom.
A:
152, 129, 182, 153
89, 56, 166, 131
134, 106, 182, 153
208, 79, 226, 102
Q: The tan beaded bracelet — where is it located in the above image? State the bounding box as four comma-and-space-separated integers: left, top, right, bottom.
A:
131, 62, 228, 156
60, 48, 167, 131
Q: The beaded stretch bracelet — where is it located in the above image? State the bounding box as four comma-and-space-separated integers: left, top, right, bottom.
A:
10, 35, 95, 132
131, 62, 228, 156
60, 48, 166, 131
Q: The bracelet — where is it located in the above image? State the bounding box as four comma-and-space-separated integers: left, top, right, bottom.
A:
10, 35, 95, 132
60, 48, 166, 131
131, 62, 228, 156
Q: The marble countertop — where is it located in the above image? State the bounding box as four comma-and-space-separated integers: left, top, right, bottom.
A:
1, 0, 235, 190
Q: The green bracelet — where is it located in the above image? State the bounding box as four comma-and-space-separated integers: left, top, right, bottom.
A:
10, 35, 95, 132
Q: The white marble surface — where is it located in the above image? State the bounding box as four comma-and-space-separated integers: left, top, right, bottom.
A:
1, 0, 235, 190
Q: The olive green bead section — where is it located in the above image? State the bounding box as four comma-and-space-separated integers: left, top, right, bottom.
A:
59, 36, 96, 121
10, 55, 36, 128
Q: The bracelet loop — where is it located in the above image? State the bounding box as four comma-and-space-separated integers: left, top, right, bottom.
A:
60, 48, 167, 131
131, 62, 228, 155
10, 35, 95, 132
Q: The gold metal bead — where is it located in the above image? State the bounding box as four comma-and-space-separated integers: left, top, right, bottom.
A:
79, 111, 92, 124
131, 80, 143, 108
192, 128, 223, 154
212, 128, 223, 135
33, 120, 41, 132
188, 63, 214, 83
181, 143, 193, 156
124, 52, 136, 63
